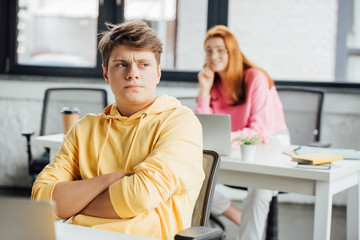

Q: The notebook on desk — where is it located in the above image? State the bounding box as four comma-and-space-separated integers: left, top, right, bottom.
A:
0, 197, 56, 240
196, 113, 232, 156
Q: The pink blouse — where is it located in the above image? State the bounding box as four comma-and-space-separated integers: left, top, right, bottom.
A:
194, 68, 287, 142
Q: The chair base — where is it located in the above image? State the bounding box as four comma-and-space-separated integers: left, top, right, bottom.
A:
266, 196, 278, 240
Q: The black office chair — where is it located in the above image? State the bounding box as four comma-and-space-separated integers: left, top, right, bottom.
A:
22, 88, 108, 181
263, 86, 331, 240
175, 150, 223, 240
276, 86, 330, 147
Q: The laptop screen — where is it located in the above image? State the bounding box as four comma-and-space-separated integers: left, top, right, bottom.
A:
0, 197, 56, 240
195, 113, 232, 156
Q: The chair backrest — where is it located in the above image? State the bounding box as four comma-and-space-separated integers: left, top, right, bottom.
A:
177, 96, 197, 111
40, 88, 108, 136
276, 87, 324, 145
191, 150, 221, 227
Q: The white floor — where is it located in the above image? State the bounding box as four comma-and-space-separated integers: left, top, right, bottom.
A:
218, 200, 346, 240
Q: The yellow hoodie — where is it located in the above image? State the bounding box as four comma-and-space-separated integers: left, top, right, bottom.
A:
31, 94, 204, 240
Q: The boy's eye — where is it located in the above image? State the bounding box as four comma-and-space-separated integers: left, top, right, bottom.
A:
116, 63, 127, 67
141, 63, 149, 67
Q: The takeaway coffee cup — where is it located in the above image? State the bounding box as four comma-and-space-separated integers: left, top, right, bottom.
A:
61, 106, 80, 134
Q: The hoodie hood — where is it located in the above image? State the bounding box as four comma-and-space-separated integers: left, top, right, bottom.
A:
102, 94, 182, 121
96, 94, 182, 174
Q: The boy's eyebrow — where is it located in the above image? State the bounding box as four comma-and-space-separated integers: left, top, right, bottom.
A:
111, 59, 125, 62
111, 58, 154, 63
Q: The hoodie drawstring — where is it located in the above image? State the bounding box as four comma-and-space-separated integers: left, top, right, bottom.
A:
97, 106, 147, 174
124, 112, 147, 170
97, 118, 112, 175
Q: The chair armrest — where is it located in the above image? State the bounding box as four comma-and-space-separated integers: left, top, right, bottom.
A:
307, 141, 331, 148
21, 129, 35, 138
21, 129, 36, 176
174, 226, 223, 240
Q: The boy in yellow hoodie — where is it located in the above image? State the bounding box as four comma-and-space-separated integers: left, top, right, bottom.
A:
31, 20, 204, 240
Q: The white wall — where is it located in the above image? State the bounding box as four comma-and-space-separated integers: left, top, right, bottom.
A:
228, 0, 338, 81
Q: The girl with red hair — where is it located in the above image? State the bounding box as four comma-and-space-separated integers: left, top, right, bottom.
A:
194, 25, 290, 240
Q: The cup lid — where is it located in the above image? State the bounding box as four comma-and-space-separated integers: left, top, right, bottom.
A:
61, 106, 80, 114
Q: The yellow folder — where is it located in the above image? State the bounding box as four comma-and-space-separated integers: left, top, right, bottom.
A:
292, 153, 343, 165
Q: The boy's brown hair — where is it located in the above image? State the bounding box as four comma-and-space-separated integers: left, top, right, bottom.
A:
98, 20, 163, 70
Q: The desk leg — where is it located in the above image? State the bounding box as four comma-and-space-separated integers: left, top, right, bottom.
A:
347, 172, 360, 240
314, 181, 332, 240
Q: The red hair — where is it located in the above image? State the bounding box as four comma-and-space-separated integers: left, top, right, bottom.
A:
204, 25, 274, 105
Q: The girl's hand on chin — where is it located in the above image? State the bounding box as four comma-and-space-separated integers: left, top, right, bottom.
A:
198, 65, 215, 96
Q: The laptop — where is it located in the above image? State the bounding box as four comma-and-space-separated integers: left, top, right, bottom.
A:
196, 113, 232, 156
0, 197, 56, 240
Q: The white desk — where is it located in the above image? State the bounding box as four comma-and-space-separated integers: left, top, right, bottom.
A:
55, 221, 157, 240
35, 135, 360, 240
220, 144, 360, 240
34, 133, 63, 160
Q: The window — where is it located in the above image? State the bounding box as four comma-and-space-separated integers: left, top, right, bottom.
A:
16, 0, 99, 68
346, 0, 360, 82
347, 0, 360, 49
2, 0, 359, 84
175, 0, 208, 71
124, 0, 207, 71
124, 0, 177, 70
5, 0, 212, 80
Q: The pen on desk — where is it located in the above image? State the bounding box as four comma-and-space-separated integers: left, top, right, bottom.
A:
282, 150, 296, 157
293, 146, 302, 152
282, 146, 302, 157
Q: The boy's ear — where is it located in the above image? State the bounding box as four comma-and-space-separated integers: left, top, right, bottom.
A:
157, 64, 161, 84
102, 64, 109, 84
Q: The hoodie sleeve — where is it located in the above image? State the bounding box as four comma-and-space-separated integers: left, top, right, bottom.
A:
31, 126, 81, 202
109, 108, 204, 219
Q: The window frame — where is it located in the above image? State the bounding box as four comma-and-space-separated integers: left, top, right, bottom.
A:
335, 0, 351, 82
6, 0, 109, 78
334, 0, 360, 83
4, 0, 228, 82
0, 0, 9, 74
1, 0, 360, 87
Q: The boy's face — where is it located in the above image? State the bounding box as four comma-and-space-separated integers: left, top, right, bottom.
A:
103, 45, 161, 116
